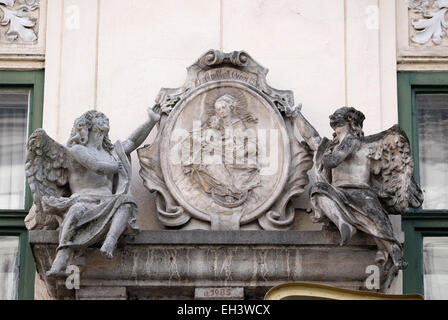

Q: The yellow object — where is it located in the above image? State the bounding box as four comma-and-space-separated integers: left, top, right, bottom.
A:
264, 282, 424, 300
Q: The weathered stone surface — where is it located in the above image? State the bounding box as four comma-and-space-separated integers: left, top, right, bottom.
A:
30, 230, 393, 300
76, 287, 127, 300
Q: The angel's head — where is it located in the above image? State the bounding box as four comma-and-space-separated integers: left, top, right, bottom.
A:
329, 107, 365, 138
67, 110, 114, 152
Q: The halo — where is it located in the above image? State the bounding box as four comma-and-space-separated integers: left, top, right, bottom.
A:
204, 88, 248, 116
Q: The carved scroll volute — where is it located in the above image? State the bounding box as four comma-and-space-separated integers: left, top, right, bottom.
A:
258, 118, 313, 230
137, 123, 191, 227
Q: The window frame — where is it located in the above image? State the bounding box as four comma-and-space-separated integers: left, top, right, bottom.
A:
0, 70, 44, 300
0, 229, 35, 300
398, 72, 448, 296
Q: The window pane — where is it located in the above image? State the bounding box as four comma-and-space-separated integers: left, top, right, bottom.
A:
0, 90, 29, 210
0, 236, 20, 300
416, 93, 448, 210
423, 237, 448, 300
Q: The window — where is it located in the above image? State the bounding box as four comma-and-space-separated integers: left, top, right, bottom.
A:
423, 237, 448, 299
398, 72, 448, 298
0, 90, 30, 210
0, 236, 19, 299
416, 94, 448, 209
0, 71, 44, 300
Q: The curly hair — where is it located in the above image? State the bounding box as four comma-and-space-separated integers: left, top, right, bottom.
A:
67, 110, 114, 152
329, 106, 365, 137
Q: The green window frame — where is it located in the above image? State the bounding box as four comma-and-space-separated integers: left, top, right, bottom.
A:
397, 72, 448, 296
0, 70, 44, 300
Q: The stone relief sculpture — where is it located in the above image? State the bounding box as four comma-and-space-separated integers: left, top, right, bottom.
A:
294, 106, 424, 271
407, 0, 448, 45
138, 50, 313, 231
181, 93, 261, 208
0, 0, 39, 42
25, 106, 161, 276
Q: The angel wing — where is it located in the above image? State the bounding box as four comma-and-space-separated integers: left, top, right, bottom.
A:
364, 125, 424, 214
24, 129, 71, 230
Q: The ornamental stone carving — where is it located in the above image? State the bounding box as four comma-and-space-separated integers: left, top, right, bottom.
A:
0, 0, 40, 42
407, 0, 448, 45
138, 50, 313, 231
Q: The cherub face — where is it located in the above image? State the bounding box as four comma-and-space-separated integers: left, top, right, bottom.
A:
214, 100, 231, 119
208, 116, 221, 130
329, 115, 345, 130
92, 116, 110, 135
88, 116, 110, 148
333, 123, 350, 137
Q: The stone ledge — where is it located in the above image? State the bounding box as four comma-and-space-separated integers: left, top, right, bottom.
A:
29, 229, 377, 246
30, 230, 392, 300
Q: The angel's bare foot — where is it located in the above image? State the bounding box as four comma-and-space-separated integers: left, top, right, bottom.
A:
100, 240, 115, 259
46, 267, 65, 277
46, 249, 71, 277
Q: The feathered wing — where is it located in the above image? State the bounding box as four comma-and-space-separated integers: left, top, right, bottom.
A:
365, 125, 424, 214
24, 129, 71, 230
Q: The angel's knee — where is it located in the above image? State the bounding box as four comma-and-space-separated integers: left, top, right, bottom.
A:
66, 202, 87, 221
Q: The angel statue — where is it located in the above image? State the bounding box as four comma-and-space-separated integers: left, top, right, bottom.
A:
25, 105, 162, 276
293, 106, 423, 270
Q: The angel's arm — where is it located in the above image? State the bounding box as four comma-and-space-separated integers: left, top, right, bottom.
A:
321, 135, 359, 169
70, 145, 120, 174
122, 104, 161, 155
294, 112, 322, 151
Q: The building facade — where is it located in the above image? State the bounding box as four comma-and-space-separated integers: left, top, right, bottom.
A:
0, 0, 446, 299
